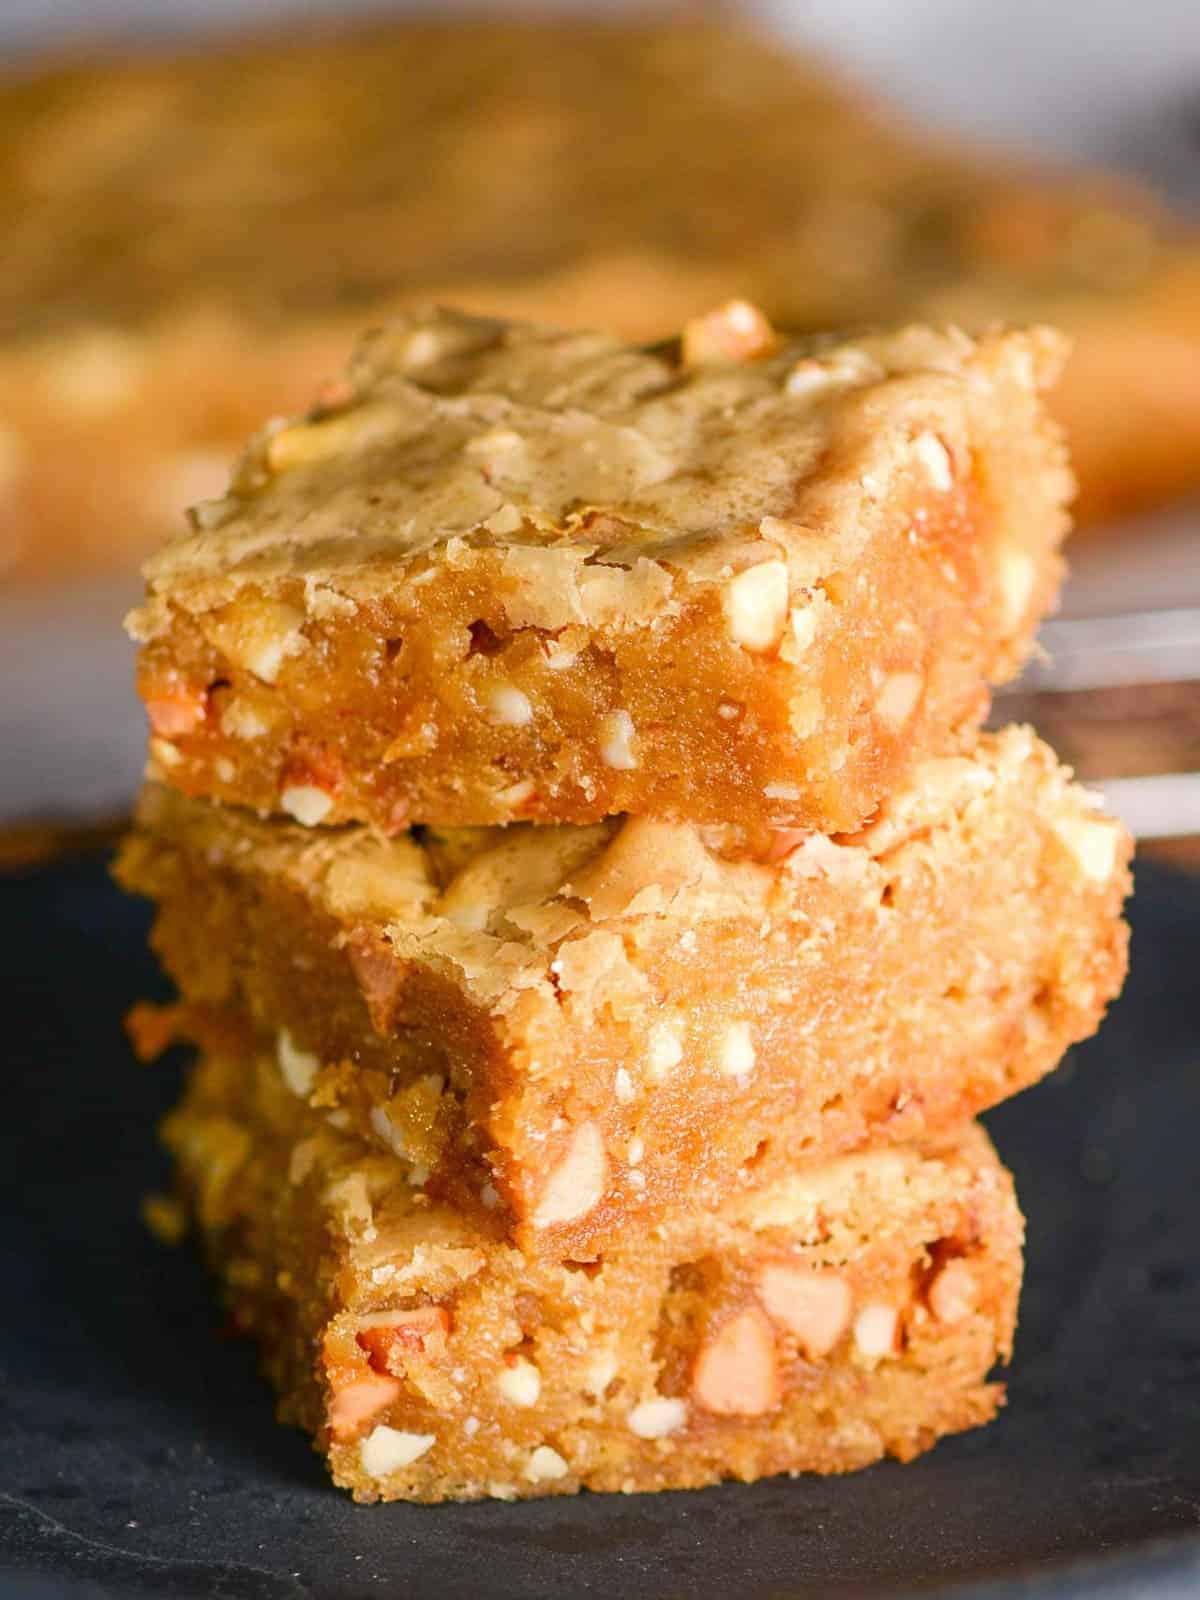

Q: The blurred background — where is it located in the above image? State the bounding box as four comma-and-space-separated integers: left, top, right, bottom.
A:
3, 0, 1200, 852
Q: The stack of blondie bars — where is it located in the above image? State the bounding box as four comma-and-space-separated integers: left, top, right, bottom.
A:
117, 302, 1131, 1502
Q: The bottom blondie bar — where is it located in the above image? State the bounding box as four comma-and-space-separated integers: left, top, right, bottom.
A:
165, 1046, 1023, 1502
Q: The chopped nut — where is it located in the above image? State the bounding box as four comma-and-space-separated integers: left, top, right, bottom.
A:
692, 1306, 781, 1417
873, 671, 923, 732
524, 1445, 569, 1482
913, 432, 954, 491
328, 1375, 402, 1442
853, 1303, 900, 1362
484, 682, 534, 727
485, 503, 524, 535
646, 1024, 684, 1082
1053, 814, 1118, 882
716, 1021, 756, 1081
359, 1423, 436, 1475
626, 1136, 645, 1167
276, 1030, 319, 1097
756, 1265, 852, 1357
281, 784, 334, 826
531, 1122, 608, 1230
627, 1395, 687, 1438
927, 1259, 979, 1325
682, 300, 775, 366
357, 1307, 451, 1372
496, 1356, 542, 1407
785, 345, 881, 398
598, 710, 638, 771
722, 561, 789, 653
267, 413, 363, 473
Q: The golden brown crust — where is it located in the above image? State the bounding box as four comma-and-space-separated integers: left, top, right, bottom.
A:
3, 14, 1197, 583
116, 727, 1131, 1258
128, 310, 1071, 833
164, 1044, 1023, 1503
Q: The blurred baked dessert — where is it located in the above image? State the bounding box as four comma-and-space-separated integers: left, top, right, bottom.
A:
3, 15, 1199, 582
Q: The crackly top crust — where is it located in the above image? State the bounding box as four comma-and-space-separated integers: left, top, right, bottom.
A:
129, 725, 1128, 1012
127, 309, 1069, 642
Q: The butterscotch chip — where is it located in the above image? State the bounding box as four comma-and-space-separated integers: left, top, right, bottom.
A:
116, 726, 1130, 1258
163, 1047, 1024, 1503
127, 308, 1071, 833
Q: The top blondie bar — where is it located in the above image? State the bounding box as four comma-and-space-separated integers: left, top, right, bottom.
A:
129, 304, 1071, 833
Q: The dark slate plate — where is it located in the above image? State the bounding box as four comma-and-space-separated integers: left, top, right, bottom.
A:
1, 855, 1198, 1600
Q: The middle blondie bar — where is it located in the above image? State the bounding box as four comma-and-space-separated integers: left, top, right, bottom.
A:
119, 727, 1129, 1259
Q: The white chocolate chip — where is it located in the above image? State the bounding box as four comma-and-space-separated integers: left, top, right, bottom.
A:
787, 606, 818, 656
484, 682, 534, 727
614, 1068, 636, 1104
627, 1396, 688, 1439
646, 1025, 683, 1082
764, 782, 802, 803
598, 710, 638, 771
360, 1425, 436, 1477
582, 1344, 618, 1399
996, 546, 1037, 630
496, 1357, 541, 1407
873, 672, 923, 732
627, 1136, 645, 1166
524, 1445, 569, 1482
722, 561, 789, 653
368, 1104, 410, 1161
219, 699, 269, 740
853, 1304, 899, 1361
717, 1021, 756, 1081
148, 737, 182, 770
1054, 815, 1119, 883
214, 757, 235, 783
913, 431, 954, 491
532, 1122, 608, 1229
281, 784, 333, 826
276, 1030, 319, 1097
480, 1182, 500, 1210
788, 686, 823, 739
206, 600, 305, 684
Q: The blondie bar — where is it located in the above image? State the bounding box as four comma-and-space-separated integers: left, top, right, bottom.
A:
128, 309, 1070, 833
164, 1041, 1023, 1503
117, 728, 1130, 1258
4, 18, 1198, 586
